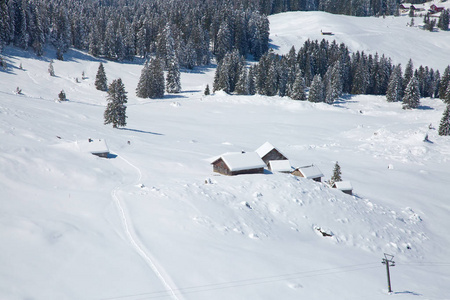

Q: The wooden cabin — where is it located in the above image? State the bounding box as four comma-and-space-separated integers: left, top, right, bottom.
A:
211, 152, 266, 176
292, 165, 324, 182
268, 160, 292, 173
78, 138, 110, 158
332, 181, 353, 195
255, 142, 289, 167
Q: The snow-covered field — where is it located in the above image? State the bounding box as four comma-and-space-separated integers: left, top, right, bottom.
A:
1, 9, 450, 300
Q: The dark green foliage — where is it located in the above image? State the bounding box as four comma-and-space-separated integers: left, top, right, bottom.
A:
438, 105, 450, 136
204, 84, 210, 96
95, 63, 108, 92
104, 78, 127, 128
213, 50, 244, 94
439, 66, 450, 100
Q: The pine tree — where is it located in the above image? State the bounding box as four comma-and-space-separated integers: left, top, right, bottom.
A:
166, 57, 181, 93
136, 58, 165, 99
439, 66, 450, 100
308, 74, 325, 103
438, 9, 449, 31
402, 76, 421, 109
204, 84, 210, 96
330, 161, 342, 185
290, 71, 306, 100
438, 105, 450, 136
248, 65, 257, 95
48, 61, 55, 76
104, 78, 127, 128
235, 68, 249, 95
403, 59, 414, 92
386, 65, 403, 102
95, 63, 108, 91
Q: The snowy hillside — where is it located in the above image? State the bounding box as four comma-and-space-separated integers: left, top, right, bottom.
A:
269, 10, 450, 72
1, 10, 450, 300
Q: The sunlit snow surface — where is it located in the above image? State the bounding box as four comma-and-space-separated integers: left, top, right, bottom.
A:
1, 9, 450, 300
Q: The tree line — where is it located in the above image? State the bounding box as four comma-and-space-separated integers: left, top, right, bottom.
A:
0, 0, 269, 66
213, 39, 449, 109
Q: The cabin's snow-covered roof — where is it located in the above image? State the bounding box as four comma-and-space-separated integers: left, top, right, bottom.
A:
297, 165, 324, 179
333, 181, 353, 191
77, 139, 109, 154
255, 142, 286, 158
213, 152, 266, 172
269, 160, 292, 172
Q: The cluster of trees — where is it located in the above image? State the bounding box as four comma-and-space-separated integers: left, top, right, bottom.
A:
0, 0, 269, 65
213, 39, 445, 109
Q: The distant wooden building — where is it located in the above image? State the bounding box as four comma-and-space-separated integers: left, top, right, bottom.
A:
211, 152, 266, 176
78, 138, 110, 158
332, 181, 353, 195
430, 4, 445, 13
255, 142, 289, 167
268, 160, 292, 173
321, 30, 333, 35
292, 165, 324, 182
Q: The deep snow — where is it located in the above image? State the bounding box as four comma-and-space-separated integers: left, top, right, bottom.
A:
1, 9, 450, 300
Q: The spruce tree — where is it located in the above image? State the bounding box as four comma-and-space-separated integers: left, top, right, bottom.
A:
386, 65, 403, 102
104, 78, 127, 128
166, 57, 181, 93
308, 74, 325, 103
95, 63, 108, 91
136, 58, 165, 99
290, 71, 306, 100
204, 84, 210, 96
330, 162, 342, 185
402, 76, 421, 109
438, 105, 450, 136
438, 9, 449, 31
235, 68, 249, 95
403, 59, 414, 92
439, 66, 450, 100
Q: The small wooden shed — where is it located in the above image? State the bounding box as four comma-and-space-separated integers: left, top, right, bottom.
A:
78, 138, 110, 158
255, 142, 288, 167
211, 152, 266, 176
332, 181, 353, 195
268, 160, 292, 173
292, 165, 324, 182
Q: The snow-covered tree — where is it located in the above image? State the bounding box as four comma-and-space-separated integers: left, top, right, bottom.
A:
330, 161, 342, 185
166, 56, 181, 93
104, 78, 127, 128
308, 74, 325, 103
403, 59, 414, 91
48, 61, 55, 76
235, 68, 249, 95
402, 76, 421, 109
136, 58, 165, 99
204, 84, 210, 96
439, 66, 450, 100
438, 105, 450, 136
438, 9, 449, 31
95, 63, 108, 91
290, 71, 307, 100
386, 64, 403, 102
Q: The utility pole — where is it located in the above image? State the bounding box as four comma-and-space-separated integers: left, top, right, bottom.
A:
382, 253, 395, 293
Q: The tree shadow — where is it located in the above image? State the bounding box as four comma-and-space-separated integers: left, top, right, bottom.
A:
394, 291, 422, 296
165, 94, 188, 100
119, 128, 164, 136
182, 64, 216, 74
417, 105, 434, 110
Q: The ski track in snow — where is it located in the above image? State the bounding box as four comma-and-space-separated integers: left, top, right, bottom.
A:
111, 152, 184, 300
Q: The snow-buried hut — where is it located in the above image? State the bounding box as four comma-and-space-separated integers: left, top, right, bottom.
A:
292, 165, 324, 182
211, 152, 266, 176
332, 181, 353, 195
77, 138, 110, 158
255, 142, 289, 167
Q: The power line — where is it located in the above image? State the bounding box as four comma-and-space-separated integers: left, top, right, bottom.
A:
98, 262, 381, 300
